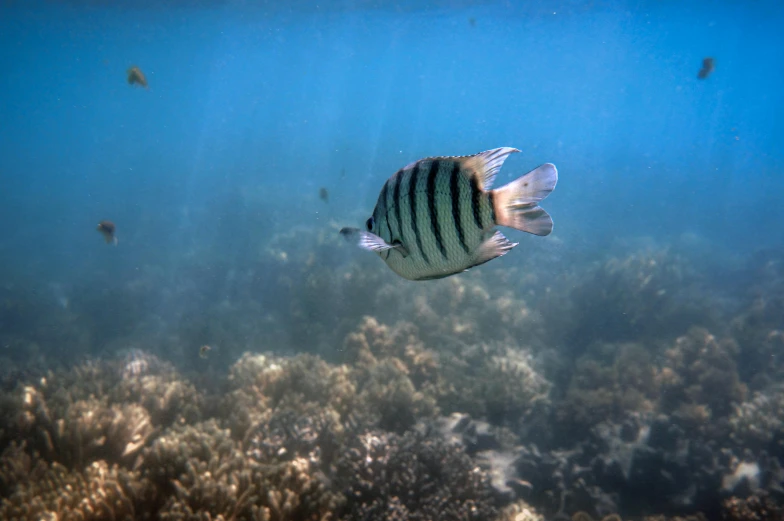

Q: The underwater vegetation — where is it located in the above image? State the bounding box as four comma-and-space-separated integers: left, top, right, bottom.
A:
0, 228, 783, 520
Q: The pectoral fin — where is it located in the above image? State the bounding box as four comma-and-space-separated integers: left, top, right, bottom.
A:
340, 228, 409, 257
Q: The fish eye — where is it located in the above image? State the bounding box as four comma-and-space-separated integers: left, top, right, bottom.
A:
366, 217, 374, 231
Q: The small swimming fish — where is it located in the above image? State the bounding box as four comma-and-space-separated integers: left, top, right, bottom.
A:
319, 187, 329, 203
96, 220, 118, 245
127, 66, 148, 88
199, 345, 212, 359
340, 147, 557, 281
697, 57, 715, 79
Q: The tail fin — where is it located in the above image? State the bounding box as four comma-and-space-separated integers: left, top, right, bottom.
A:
492, 163, 558, 236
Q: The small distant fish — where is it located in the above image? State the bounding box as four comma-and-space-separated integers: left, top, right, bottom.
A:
120, 349, 152, 379
199, 345, 212, 359
96, 220, 118, 245
697, 57, 715, 79
340, 147, 557, 281
127, 66, 148, 88
340, 168, 346, 180
468, 17, 477, 27
319, 187, 329, 203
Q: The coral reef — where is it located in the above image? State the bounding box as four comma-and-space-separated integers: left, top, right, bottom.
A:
555, 343, 658, 435
0, 351, 202, 474
335, 428, 500, 521
503, 411, 784, 519
109, 350, 204, 427
12, 386, 153, 469
497, 500, 545, 521
0, 460, 149, 521
353, 358, 439, 433
731, 293, 784, 389
142, 419, 341, 520
343, 316, 552, 433
721, 494, 783, 521
728, 384, 784, 452
541, 248, 719, 351
657, 327, 746, 429
224, 352, 356, 439
2, 238, 784, 521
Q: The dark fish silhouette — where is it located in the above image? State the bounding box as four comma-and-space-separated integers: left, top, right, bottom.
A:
199, 345, 212, 359
97, 220, 118, 245
697, 57, 715, 79
468, 17, 477, 27
319, 187, 329, 203
341, 147, 557, 281
127, 66, 148, 88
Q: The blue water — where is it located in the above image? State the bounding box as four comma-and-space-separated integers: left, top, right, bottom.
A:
0, 0, 783, 338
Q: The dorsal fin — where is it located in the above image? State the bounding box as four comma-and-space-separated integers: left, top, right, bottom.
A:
402, 147, 519, 190
460, 147, 519, 190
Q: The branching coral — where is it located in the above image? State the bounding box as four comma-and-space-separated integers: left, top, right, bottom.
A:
56, 398, 154, 468
731, 296, 784, 388
7, 350, 201, 447
541, 248, 717, 350
10, 385, 154, 470
244, 405, 344, 471
224, 344, 438, 458
110, 351, 204, 427
344, 316, 551, 433
436, 342, 551, 433
145, 420, 340, 521
335, 429, 499, 521
657, 327, 746, 428
496, 500, 545, 521
555, 343, 657, 434
728, 383, 784, 453
141, 420, 239, 493
721, 494, 783, 521
476, 347, 551, 428
342, 316, 440, 387
0, 460, 148, 521
224, 353, 356, 439
354, 358, 439, 433
0, 441, 47, 498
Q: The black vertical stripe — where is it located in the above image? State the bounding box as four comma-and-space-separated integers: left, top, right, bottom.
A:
450, 164, 470, 254
385, 178, 398, 240
382, 181, 393, 241
393, 172, 405, 247
469, 175, 484, 231
488, 191, 496, 224
409, 165, 430, 265
427, 161, 447, 259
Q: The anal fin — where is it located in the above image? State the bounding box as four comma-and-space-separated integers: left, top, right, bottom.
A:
470, 231, 517, 268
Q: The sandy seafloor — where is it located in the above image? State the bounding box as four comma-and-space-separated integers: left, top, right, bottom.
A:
0, 223, 783, 521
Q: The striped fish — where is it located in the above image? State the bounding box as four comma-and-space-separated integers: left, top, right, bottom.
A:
340, 147, 558, 281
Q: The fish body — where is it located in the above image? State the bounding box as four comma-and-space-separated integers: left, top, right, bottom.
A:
340, 147, 557, 281
97, 220, 118, 245
697, 57, 715, 79
127, 66, 148, 88
319, 187, 329, 203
